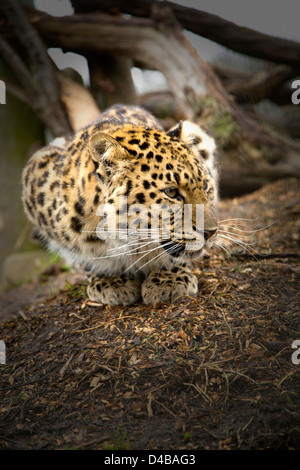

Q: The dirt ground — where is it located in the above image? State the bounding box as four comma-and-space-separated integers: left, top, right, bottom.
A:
0, 178, 299, 450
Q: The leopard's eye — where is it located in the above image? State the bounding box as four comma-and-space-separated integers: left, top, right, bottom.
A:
164, 188, 179, 199
203, 180, 208, 191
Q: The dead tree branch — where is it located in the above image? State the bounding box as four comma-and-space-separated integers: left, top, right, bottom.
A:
215, 64, 296, 104
21, 6, 299, 195
1, 4, 299, 195
57, 72, 100, 132
72, 0, 300, 69
23, 7, 295, 146
0, 34, 35, 98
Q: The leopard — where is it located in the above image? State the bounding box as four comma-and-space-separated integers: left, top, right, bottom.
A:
22, 104, 219, 305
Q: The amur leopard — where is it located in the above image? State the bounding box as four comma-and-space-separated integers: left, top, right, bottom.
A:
22, 105, 219, 305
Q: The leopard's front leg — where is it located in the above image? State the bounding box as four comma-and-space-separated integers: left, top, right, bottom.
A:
87, 274, 141, 306
141, 265, 198, 305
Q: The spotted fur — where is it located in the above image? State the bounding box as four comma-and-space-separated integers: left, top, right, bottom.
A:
22, 105, 218, 305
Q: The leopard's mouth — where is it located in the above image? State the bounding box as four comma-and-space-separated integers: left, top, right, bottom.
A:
160, 240, 204, 258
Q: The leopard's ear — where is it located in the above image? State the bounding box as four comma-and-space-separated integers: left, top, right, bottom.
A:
168, 120, 218, 181
177, 121, 216, 161
167, 121, 182, 140
89, 132, 129, 163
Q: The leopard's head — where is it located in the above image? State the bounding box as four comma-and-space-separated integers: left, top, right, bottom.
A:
89, 120, 218, 269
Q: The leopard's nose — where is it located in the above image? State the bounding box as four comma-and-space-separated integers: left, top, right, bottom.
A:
204, 228, 217, 240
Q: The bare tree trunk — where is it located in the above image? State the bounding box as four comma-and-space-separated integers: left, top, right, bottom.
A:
72, 1, 138, 110
0, 0, 71, 136
0, 56, 44, 274
87, 53, 138, 109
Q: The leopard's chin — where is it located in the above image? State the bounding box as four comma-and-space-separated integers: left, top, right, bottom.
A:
161, 239, 205, 259
160, 240, 185, 257
183, 247, 205, 260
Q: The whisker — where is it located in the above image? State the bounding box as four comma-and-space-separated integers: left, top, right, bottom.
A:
217, 233, 261, 262
217, 232, 256, 249
213, 239, 232, 256
217, 230, 257, 246
218, 217, 260, 225
218, 225, 261, 235
215, 217, 277, 264
124, 241, 174, 274
218, 220, 275, 234
89, 238, 164, 260
107, 238, 163, 253
136, 244, 172, 273
89, 243, 162, 260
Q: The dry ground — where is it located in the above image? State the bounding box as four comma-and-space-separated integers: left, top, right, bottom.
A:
0, 178, 299, 450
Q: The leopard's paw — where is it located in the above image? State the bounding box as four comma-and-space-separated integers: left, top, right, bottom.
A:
141, 266, 198, 305
87, 274, 141, 306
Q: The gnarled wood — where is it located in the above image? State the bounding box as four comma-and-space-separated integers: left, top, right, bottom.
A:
25, 8, 299, 147
72, 0, 300, 69
1, 3, 299, 196
215, 64, 295, 104
57, 73, 100, 132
